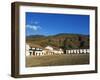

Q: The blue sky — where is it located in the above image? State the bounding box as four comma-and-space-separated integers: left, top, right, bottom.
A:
26, 12, 90, 36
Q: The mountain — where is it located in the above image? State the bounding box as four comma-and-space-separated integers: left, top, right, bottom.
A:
26, 33, 89, 49
26, 35, 45, 38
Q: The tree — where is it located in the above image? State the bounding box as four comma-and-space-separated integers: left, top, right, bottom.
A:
63, 38, 71, 54
79, 41, 85, 49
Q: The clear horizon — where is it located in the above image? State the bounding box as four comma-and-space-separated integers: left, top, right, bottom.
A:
26, 12, 90, 36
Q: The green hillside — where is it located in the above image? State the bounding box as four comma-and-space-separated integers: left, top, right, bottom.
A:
26, 33, 89, 50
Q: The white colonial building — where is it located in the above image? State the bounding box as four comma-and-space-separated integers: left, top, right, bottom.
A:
26, 44, 89, 56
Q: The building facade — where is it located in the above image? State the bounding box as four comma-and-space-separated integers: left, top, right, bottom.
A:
26, 44, 89, 56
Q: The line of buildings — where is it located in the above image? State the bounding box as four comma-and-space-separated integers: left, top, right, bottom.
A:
26, 44, 89, 56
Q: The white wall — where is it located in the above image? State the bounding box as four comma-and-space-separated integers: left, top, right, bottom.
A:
0, 0, 99, 80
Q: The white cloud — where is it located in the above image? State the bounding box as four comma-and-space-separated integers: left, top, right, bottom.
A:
26, 24, 41, 31
30, 21, 39, 25
34, 21, 39, 24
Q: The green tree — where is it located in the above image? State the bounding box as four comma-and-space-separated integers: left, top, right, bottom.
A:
63, 38, 71, 54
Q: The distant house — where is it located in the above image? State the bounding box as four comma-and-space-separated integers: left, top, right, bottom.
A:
33, 48, 43, 56
25, 44, 43, 56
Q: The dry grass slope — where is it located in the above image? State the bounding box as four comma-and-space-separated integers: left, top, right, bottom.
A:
26, 54, 89, 67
